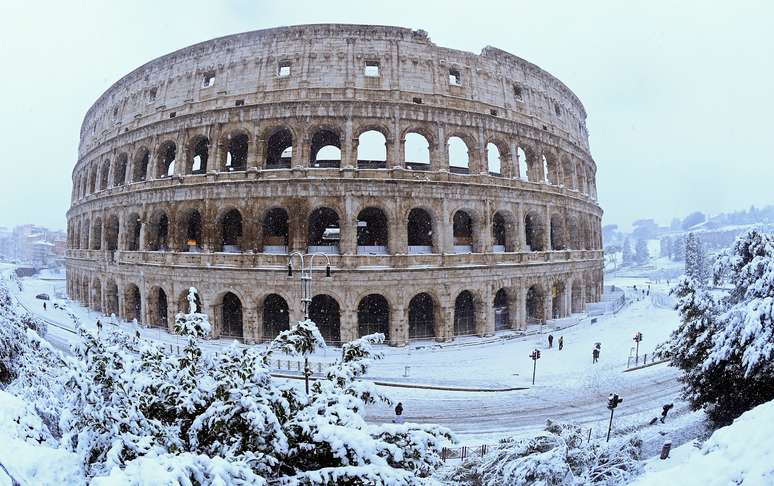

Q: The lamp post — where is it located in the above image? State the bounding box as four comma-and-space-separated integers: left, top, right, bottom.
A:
287, 251, 332, 394
606, 393, 623, 442
633, 332, 643, 365
529, 348, 541, 385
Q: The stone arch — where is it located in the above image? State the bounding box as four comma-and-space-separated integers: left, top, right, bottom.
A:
126, 213, 141, 251
262, 293, 289, 341
408, 292, 438, 339
453, 290, 476, 336
407, 207, 436, 253
551, 280, 568, 319
217, 208, 243, 252
188, 135, 210, 174
357, 294, 390, 339
561, 155, 575, 189
403, 130, 431, 169
262, 207, 289, 253
452, 209, 475, 253
307, 207, 340, 254
447, 135, 470, 173
526, 283, 545, 323
177, 287, 203, 314
156, 141, 176, 178
89, 216, 102, 250
147, 286, 169, 328
577, 162, 588, 194
525, 210, 545, 251
100, 159, 111, 190
571, 279, 584, 313
310, 127, 341, 168
88, 165, 98, 194
517, 146, 529, 181
265, 127, 293, 169
566, 215, 580, 250
486, 142, 505, 175
81, 219, 90, 249
310, 294, 340, 344
132, 147, 150, 182
550, 213, 566, 250
123, 283, 142, 322
177, 207, 203, 252
90, 277, 102, 312
222, 129, 249, 172
146, 210, 169, 251
493, 288, 510, 331
114, 153, 128, 186
217, 291, 243, 339
492, 209, 516, 252
356, 129, 387, 169
543, 151, 560, 185
356, 207, 388, 254
104, 214, 119, 251
104, 279, 118, 317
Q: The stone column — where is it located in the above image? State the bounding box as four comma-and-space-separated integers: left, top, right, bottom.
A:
390, 305, 408, 346
478, 287, 494, 336
293, 135, 309, 169
340, 309, 358, 343
517, 203, 526, 251
543, 283, 553, 323
544, 205, 552, 251
251, 135, 265, 170
242, 304, 258, 345
433, 126, 447, 171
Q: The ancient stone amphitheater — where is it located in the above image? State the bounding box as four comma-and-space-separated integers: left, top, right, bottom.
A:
66, 24, 604, 346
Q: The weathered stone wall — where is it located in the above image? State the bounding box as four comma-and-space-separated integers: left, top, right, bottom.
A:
66, 24, 604, 346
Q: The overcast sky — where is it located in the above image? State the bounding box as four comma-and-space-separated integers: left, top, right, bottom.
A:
1, 0, 771, 232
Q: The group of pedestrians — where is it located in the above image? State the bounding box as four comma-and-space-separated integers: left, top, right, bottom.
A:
548, 334, 602, 363
547, 334, 564, 350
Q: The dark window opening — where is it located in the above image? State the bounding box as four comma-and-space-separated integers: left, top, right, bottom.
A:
278, 61, 291, 77
525, 213, 544, 252
490, 109, 498, 116
190, 138, 209, 174
159, 143, 176, 177
113, 155, 128, 186
148, 87, 158, 102
266, 128, 292, 169
412, 97, 423, 104
308, 208, 340, 253
357, 294, 389, 339
454, 290, 476, 336
407, 208, 433, 252
492, 212, 507, 250
263, 294, 289, 341
147, 213, 169, 251
127, 214, 141, 251
202, 71, 215, 88
182, 210, 202, 252
365, 60, 380, 77
133, 150, 149, 182
494, 289, 509, 331
220, 209, 242, 252
169, 112, 176, 118
234, 99, 244, 107
262, 208, 288, 253
221, 292, 243, 339
310, 295, 340, 344
310, 129, 341, 168
513, 84, 523, 100
452, 211, 473, 250
225, 133, 248, 171
449, 68, 461, 86
409, 293, 435, 339
555, 103, 562, 116
357, 207, 388, 253
526, 286, 544, 323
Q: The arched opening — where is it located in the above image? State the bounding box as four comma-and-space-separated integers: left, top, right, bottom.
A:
543, 153, 559, 185
357, 130, 387, 169
262, 294, 289, 341
407, 208, 433, 254
567, 216, 580, 251
307, 207, 340, 254
404, 132, 430, 170
452, 210, 473, 253
562, 158, 574, 189
357, 294, 390, 339
577, 164, 588, 194
100, 160, 111, 190
158, 142, 176, 177
146, 212, 169, 251
81, 220, 90, 249
189, 137, 209, 175
124, 284, 142, 323
126, 213, 141, 251
148, 287, 168, 328
517, 147, 529, 181
105, 215, 119, 251
224, 132, 248, 171
453, 290, 476, 336
266, 128, 292, 169
132, 148, 149, 182
408, 293, 435, 339
310, 129, 341, 168
104, 280, 118, 317
180, 209, 203, 252
262, 208, 289, 254
90, 279, 102, 312
492, 212, 508, 252
550, 214, 565, 250
571, 282, 584, 313
525, 212, 545, 251
90, 217, 102, 250
486, 143, 501, 175
552, 282, 567, 319
220, 292, 243, 339
356, 207, 388, 255
177, 288, 203, 314
448, 136, 469, 174
114, 154, 127, 186
310, 294, 340, 344
494, 288, 510, 331
219, 209, 243, 252
526, 285, 545, 323
88, 167, 97, 194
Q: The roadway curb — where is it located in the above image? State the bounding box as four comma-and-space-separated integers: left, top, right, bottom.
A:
271, 373, 530, 392
623, 359, 670, 372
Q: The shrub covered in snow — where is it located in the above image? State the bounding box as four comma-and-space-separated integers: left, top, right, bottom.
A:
661, 229, 774, 424
441, 421, 642, 485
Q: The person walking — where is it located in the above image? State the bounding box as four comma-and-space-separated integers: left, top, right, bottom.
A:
548, 334, 554, 349
592, 346, 600, 363
660, 403, 674, 423
393, 402, 405, 424
558, 336, 564, 351
42, 302, 47, 311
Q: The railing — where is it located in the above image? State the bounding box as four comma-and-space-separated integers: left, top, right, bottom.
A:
66, 249, 604, 270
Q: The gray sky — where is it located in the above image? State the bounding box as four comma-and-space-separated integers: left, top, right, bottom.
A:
1, 0, 771, 232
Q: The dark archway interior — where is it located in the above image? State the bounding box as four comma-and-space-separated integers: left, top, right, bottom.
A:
127, 215, 141, 251
133, 150, 149, 182
191, 138, 209, 174
262, 294, 289, 340
357, 294, 390, 339
408, 293, 435, 339
310, 294, 340, 344
310, 129, 341, 168
453, 211, 473, 246
407, 208, 433, 247
147, 213, 169, 251
357, 208, 388, 248
220, 210, 242, 249
526, 286, 544, 323
308, 208, 340, 247
161, 143, 176, 176
454, 290, 476, 335
221, 292, 243, 338
184, 210, 203, 251
266, 129, 292, 169
525, 213, 544, 251
492, 213, 507, 248
263, 208, 289, 250
226, 133, 248, 171
494, 288, 509, 331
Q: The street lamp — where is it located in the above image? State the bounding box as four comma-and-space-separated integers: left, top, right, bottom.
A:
633, 332, 643, 365
529, 348, 541, 385
606, 393, 624, 442
286, 251, 332, 394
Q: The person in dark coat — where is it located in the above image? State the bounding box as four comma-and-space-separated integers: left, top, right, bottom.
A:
592, 347, 600, 363
548, 334, 554, 348
558, 336, 564, 351
660, 403, 674, 423
393, 402, 405, 424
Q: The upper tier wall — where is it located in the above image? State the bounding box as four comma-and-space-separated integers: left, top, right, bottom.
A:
79, 24, 590, 159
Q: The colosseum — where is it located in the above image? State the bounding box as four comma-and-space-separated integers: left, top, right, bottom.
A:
65, 24, 604, 346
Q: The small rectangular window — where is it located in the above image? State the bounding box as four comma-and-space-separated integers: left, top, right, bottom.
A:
112, 107, 119, 118
278, 61, 291, 77
148, 87, 158, 102
554, 103, 562, 116
169, 112, 176, 118
412, 97, 423, 104
202, 72, 215, 88
513, 84, 524, 101
449, 68, 461, 86
235, 99, 244, 106
490, 109, 498, 116
365, 60, 380, 77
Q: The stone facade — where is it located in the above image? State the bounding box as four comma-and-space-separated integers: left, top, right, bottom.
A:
65, 24, 604, 346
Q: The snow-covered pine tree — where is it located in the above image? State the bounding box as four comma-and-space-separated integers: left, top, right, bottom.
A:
672, 234, 686, 261
622, 238, 634, 266
635, 239, 649, 264
684, 233, 698, 278
662, 229, 774, 424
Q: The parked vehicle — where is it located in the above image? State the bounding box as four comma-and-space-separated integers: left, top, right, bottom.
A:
35, 293, 50, 300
